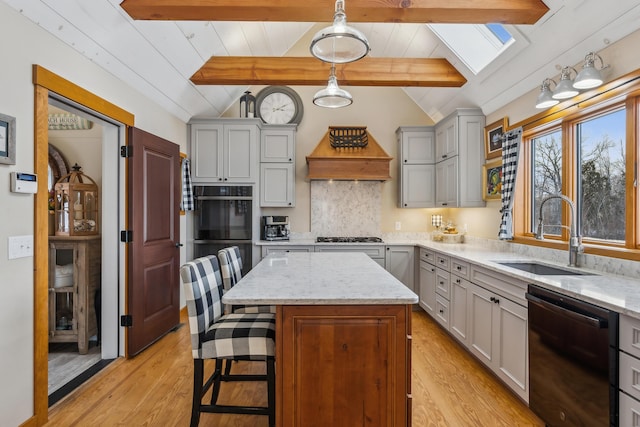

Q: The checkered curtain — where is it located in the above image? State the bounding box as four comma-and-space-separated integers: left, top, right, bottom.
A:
498, 127, 522, 240
181, 158, 195, 211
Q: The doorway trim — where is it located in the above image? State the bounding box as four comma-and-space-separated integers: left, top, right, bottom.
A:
33, 65, 134, 426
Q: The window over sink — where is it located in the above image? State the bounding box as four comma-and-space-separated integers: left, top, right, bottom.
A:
517, 82, 634, 258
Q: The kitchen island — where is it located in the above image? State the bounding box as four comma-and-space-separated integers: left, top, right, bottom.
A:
222, 252, 418, 427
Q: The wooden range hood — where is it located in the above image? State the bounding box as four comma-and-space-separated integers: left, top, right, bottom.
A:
306, 127, 392, 181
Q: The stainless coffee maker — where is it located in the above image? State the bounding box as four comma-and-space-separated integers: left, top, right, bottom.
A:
261, 216, 290, 241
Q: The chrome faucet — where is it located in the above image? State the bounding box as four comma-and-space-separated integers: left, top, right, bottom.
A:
535, 194, 584, 267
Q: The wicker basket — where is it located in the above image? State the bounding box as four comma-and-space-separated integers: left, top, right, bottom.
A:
329, 126, 368, 148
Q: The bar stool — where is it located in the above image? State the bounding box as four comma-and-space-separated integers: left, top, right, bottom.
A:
180, 255, 276, 427
218, 246, 276, 314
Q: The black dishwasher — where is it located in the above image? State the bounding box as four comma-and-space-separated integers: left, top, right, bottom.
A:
526, 284, 618, 427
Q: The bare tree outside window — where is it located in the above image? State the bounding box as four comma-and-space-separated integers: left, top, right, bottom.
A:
577, 109, 626, 242
532, 130, 562, 235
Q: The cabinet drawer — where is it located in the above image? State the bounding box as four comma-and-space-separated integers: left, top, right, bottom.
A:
419, 248, 436, 265
451, 258, 470, 280
620, 351, 640, 401
469, 265, 527, 306
314, 245, 385, 259
621, 315, 640, 359
435, 254, 450, 271
435, 268, 450, 299
261, 245, 314, 258
435, 294, 449, 329
619, 391, 640, 427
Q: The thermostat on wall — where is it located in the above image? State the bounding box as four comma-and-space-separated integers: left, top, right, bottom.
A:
10, 172, 38, 194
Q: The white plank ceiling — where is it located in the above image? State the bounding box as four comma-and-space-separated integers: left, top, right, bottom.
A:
5, 0, 640, 123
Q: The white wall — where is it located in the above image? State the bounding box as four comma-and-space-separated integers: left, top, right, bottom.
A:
0, 3, 187, 425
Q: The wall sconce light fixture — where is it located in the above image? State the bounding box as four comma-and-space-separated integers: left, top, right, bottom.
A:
535, 52, 607, 110
535, 78, 560, 109
573, 52, 608, 89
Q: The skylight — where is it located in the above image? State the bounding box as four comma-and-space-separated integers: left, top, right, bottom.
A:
428, 23, 515, 75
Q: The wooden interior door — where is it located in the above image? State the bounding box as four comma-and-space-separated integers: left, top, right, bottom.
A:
126, 127, 180, 356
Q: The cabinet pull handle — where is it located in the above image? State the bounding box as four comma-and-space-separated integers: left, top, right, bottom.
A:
441, 203, 448, 206
442, 154, 447, 159
456, 279, 461, 284
456, 266, 462, 270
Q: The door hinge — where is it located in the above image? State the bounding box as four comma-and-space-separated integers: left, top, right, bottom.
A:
120, 315, 133, 327
120, 145, 133, 158
120, 230, 133, 243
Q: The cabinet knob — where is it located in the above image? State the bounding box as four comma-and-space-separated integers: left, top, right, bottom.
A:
456, 266, 462, 270
404, 159, 407, 163
288, 202, 292, 206
442, 203, 448, 206
439, 309, 444, 314
289, 158, 292, 162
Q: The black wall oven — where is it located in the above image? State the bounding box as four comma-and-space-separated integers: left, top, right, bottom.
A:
192, 185, 253, 275
526, 284, 618, 426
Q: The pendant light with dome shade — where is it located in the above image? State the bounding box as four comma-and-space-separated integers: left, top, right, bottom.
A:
573, 52, 608, 89
310, 0, 370, 64
313, 64, 353, 108
552, 66, 580, 99
535, 78, 560, 109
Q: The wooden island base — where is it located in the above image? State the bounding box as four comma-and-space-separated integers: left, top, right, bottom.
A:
276, 304, 411, 427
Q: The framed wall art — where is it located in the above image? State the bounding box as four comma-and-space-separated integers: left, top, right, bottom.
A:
482, 159, 502, 201
0, 113, 16, 165
484, 117, 508, 160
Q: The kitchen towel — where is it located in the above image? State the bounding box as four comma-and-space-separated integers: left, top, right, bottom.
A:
181, 158, 194, 211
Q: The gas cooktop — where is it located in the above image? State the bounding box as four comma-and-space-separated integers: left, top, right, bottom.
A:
316, 236, 384, 243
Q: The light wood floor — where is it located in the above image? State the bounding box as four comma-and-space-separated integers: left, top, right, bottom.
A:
46, 309, 544, 426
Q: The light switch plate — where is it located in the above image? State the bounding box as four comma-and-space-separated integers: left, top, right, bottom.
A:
8, 235, 34, 259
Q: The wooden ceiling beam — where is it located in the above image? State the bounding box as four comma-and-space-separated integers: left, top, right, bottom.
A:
190, 57, 467, 87
121, 0, 549, 25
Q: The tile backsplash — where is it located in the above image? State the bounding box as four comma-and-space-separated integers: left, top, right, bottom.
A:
310, 181, 382, 236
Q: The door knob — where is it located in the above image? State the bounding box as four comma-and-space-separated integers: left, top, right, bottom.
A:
175, 243, 183, 248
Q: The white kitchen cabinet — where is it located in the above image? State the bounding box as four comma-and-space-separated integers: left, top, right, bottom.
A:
260, 125, 296, 207
190, 119, 259, 183
619, 314, 640, 421
434, 108, 486, 207
468, 281, 528, 401
260, 163, 295, 207
418, 253, 437, 316
261, 126, 295, 163
435, 116, 457, 161
396, 126, 436, 208
401, 164, 436, 207
385, 245, 415, 292
435, 157, 458, 207
449, 258, 470, 346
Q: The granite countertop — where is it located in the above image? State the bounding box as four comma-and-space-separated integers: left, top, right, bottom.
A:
222, 252, 419, 305
255, 238, 640, 319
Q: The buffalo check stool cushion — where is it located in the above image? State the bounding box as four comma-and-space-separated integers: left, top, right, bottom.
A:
218, 246, 275, 314
201, 312, 275, 360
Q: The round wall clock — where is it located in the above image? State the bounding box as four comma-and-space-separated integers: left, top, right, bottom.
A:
255, 86, 304, 125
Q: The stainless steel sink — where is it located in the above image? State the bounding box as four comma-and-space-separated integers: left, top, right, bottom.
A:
496, 261, 596, 276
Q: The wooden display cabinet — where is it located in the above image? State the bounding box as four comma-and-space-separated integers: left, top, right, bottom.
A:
48, 235, 100, 354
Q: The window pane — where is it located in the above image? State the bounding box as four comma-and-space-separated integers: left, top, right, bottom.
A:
531, 130, 562, 235
577, 109, 626, 241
